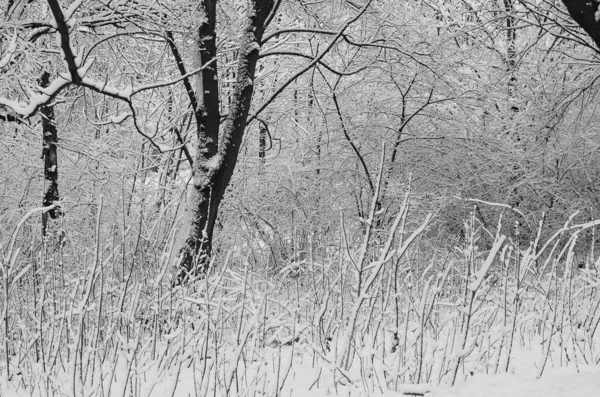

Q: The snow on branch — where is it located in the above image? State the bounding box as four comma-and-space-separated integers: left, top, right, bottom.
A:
47, 0, 81, 83
79, 75, 132, 101
248, 0, 374, 124
468, 234, 506, 292
259, 50, 369, 76
0, 76, 71, 117
129, 59, 216, 96
0, 51, 215, 119
0, 31, 17, 68
86, 113, 131, 126
458, 197, 529, 228
261, 27, 338, 44
64, 0, 85, 21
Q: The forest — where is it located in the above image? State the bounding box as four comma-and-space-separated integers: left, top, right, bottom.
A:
1, 0, 600, 396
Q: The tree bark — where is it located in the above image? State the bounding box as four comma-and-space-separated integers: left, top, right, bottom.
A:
258, 120, 267, 163
561, 0, 600, 49
40, 71, 60, 237
175, 0, 276, 282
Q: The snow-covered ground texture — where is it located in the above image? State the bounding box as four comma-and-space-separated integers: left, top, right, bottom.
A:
1, 213, 600, 396
1, 326, 599, 397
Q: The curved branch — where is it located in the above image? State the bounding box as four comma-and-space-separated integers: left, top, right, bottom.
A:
257, 118, 273, 151
263, 0, 282, 29
82, 31, 162, 65
0, 76, 71, 117
247, 0, 374, 124
332, 91, 374, 194
261, 27, 338, 44
259, 50, 369, 75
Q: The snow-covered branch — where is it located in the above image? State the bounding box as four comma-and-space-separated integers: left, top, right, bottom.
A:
0, 76, 71, 118
0, 31, 17, 68
47, 0, 81, 83
259, 50, 369, 76
0, 51, 215, 120
248, 0, 374, 124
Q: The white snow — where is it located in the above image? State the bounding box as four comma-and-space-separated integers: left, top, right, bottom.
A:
468, 235, 506, 292
81, 76, 133, 100
0, 31, 17, 69
0, 76, 70, 116
0, 325, 597, 397
1, 219, 599, 397
204, 154, 221, 170
64, 0, 85, 21
435, 366, 600, 397
108, 113, 130, 124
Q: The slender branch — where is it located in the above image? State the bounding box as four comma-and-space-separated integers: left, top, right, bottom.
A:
172, 112, 194, 166
0, 76, 71, 117
247, 0, 374, 124
165, 31, 202, 129
263, 0, 282, 29
262, 27, 338, 44
332, 91, 374, 194
259, 50, 369, 75
458, 197, 530, 228
82, 31, 165, 65
1, 57, 216, 118
129, 59, 217, 96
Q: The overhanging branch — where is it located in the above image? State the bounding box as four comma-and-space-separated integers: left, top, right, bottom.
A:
247, 0, 374, 124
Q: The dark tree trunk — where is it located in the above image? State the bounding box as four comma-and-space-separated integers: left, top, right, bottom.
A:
39, 71, 60, 236
503, 0, 519, 115
176, 0, 220, 280
175, 0, 277, 282
561, 0, 600, 49
258, 120, 267, 163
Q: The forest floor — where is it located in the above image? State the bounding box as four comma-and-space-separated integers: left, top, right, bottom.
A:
2, 209, 600, 396
0, 329, 598, 396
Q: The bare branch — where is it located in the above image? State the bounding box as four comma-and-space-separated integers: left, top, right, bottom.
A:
46, 0, 81, 83
332, 91, 374, 194
263, 0, 283, 29
261, 27, 338, 44
0, 57, 216, 118
259, 50, 369, 75
165, 31, 202, 130
248, 0, 374, 124
458, 197, 530, 228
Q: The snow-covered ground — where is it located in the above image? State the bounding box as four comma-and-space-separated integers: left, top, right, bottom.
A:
2, 214, 599, 396
1, 339, 598, 397
438, 367, 600, 397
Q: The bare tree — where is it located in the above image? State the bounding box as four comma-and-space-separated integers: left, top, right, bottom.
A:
173, 0, 280, 280
0, 0, 376, 282
174, 0, 376, 281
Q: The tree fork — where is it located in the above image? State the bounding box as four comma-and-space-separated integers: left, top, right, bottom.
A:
174, 0, 277, 283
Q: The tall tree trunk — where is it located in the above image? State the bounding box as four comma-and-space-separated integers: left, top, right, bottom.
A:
175, 0, 276, 282
40, 71, 60, 237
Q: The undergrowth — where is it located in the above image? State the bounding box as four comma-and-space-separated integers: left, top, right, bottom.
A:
1, 191, 600, 397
